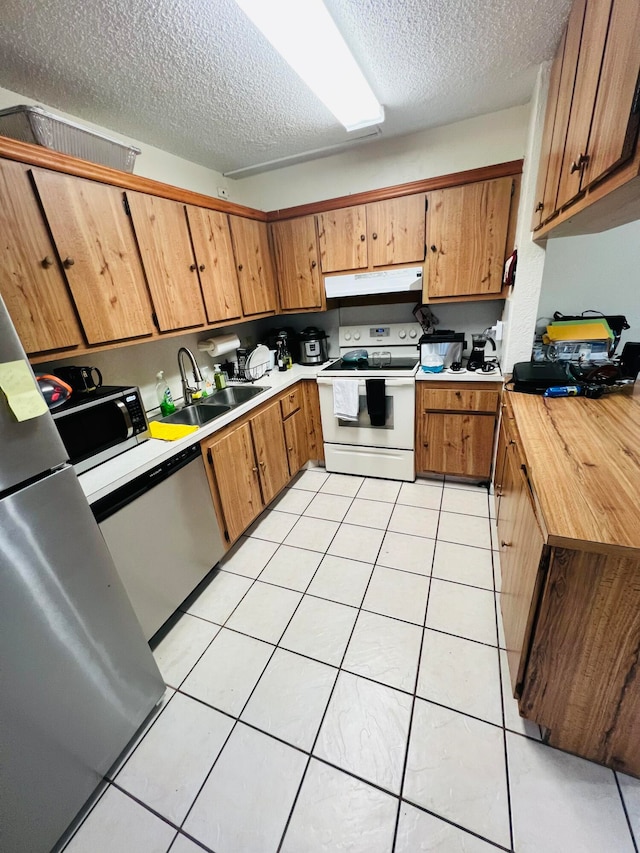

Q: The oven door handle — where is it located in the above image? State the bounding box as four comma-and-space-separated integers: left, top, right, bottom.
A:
316, 377, 415, 388
115, 399, 134, 439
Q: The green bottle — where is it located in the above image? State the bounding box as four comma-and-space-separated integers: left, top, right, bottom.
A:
155, 370, 176, 416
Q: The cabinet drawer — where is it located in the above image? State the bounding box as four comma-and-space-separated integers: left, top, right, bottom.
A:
418, 386, 499, 413
280, 385, 302, 419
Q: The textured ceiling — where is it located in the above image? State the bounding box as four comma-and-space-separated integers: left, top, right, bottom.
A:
0, 0, 571, 175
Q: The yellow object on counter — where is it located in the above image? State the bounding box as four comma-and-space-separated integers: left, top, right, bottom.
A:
148, 421, 199, 441
542, 322, 612, 344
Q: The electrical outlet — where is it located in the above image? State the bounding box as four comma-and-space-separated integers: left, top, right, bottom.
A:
495, 320, 504, 341
217, 187, 229, 200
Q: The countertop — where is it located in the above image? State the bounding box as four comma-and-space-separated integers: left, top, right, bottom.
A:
79, 360, 504, 504
508, 387, 640, 555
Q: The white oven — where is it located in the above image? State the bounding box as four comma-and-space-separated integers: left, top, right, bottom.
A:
316, 323, 421, 482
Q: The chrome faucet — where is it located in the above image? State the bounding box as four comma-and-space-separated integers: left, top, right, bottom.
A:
177, 347, 203, 406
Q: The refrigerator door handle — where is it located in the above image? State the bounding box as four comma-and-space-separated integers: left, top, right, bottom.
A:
115, 399, 134, 439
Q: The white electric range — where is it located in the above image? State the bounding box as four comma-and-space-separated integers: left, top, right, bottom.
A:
316, 323, 422, 481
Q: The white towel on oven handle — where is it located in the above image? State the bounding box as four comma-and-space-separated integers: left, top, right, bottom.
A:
333, 379, 359, 421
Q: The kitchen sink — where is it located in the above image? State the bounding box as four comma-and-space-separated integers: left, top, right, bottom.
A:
160, 402, 231, 426
206, 385, 270, 407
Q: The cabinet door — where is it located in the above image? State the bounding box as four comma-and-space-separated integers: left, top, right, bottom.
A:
228, 216, 277, 317
126, 193, 206, 332
498, 447, 546, 696
425, 177, 513, 298
31, 169, 153, 344
367, 194, 426, 267
283, 408, 308, 477
270, 216, 323, 311
540, 0, 588, 222
250, 400, 290, 504
303, 380, 325, 463
532, 31, 567, 228
557, 0, 613, 208
185, 206, 243, 323
207, 422, 263, 543
0, 160, 82, 354
493, 413, 510, 520
417, 412, 496, 477
580, 0, 640, 190
317, 205, 368, 272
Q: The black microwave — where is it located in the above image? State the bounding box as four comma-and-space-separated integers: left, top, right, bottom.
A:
52, 385, 149, 473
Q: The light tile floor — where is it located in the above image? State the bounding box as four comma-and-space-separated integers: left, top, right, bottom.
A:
64, 471, 640, 853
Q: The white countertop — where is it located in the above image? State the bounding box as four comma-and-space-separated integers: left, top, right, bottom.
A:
79, 364, 321, 503
80, 360, 504, 503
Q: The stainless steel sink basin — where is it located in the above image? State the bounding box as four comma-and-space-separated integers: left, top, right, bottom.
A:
206, 385, 269, 407
160, 402, 231, 426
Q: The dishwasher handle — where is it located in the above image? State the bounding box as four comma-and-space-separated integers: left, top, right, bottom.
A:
91, 443, 201, 523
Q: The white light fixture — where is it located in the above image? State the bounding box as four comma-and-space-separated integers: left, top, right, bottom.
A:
233, 0, 384, 132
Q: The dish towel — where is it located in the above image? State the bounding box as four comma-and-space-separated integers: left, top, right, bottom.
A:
148, 421, 199, 441
333, 380, 360, 421
366, 378, 386, 426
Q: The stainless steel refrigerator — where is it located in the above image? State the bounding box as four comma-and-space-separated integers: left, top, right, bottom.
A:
0, 296, 165, 853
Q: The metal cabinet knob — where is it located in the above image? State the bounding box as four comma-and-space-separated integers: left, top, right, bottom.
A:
360, 234, 365, 241
190, 263, 197, 271
63, 257, 74, 268
252, 466, 258, 474
311, 260, 317, 268
570, 154, 589, 174
501, 540, 511, 548
199, 264, 206, 272
372, 232, 378, 240
238, 263, 243, 271
42, 255, 54, 268
430, 245, 437, 252
535, 202, 544, 212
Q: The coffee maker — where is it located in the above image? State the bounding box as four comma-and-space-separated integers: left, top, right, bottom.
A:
468, 330, 496, 371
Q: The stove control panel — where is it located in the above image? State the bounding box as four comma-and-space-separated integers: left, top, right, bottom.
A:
339, 323, 423, 348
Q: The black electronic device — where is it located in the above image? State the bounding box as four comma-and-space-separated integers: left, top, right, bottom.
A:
620, 342, 640, 379
512, 361, 572, 394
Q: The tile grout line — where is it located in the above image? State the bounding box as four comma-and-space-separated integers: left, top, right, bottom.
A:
614, 771, 639, 853
391, 483, 442, 852
275, 475, 400, 851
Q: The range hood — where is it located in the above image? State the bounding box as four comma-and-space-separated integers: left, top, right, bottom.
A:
324, 266, 423, 299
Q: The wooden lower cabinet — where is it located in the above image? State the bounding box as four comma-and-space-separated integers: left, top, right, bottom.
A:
415, 382, 500, 478
202, 383, 314, 546
250, 400, 290, 505
205, 422, 263, 544
303, 380, 324, 463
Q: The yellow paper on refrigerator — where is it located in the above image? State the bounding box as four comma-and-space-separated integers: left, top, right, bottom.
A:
0, 359, 48, 421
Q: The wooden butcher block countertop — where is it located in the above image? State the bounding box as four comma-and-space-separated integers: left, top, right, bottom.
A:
507, 386, 640, 556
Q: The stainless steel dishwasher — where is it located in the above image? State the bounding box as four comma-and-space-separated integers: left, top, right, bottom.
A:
91, 444, 225, 641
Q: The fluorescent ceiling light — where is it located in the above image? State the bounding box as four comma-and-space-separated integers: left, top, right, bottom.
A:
233, 0, 384, 132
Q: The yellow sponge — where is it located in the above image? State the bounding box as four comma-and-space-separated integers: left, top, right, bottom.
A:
148, 421, 199, 441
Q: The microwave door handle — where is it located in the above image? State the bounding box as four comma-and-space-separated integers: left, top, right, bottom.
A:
115, 399, 134, 439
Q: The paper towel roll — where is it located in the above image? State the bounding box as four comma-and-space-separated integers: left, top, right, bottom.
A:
197, 334, 241, 358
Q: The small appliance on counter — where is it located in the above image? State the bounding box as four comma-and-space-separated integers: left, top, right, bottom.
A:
263, 327, 300, 363
298, 326, 329, 365
419, 331, 466, 371
468, 330, 497, 371
53, 365, 103, 394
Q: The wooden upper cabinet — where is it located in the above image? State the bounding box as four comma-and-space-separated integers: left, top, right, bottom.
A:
557, 0, 613, 209
228, 216, 277, 317
532, 30, 566, 229
0, 160, 82, 354
270, 216, 323, 311
30, 169, 153, 345
367, 194, 426, 266
540, 0, 587, 223
317, 205, 368, 272
580, 0, 640, 190
250, 401, 289, 504
185, 206, 243, 323
126, 192, 206, 332
425, 176, 513, 298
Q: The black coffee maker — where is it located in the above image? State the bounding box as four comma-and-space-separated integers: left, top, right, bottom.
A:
468, 331, 496, 371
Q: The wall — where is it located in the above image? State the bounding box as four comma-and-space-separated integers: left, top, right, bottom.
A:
230, 105, 530, 211
537, 219, 640, 349
0, 86, 230, 198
